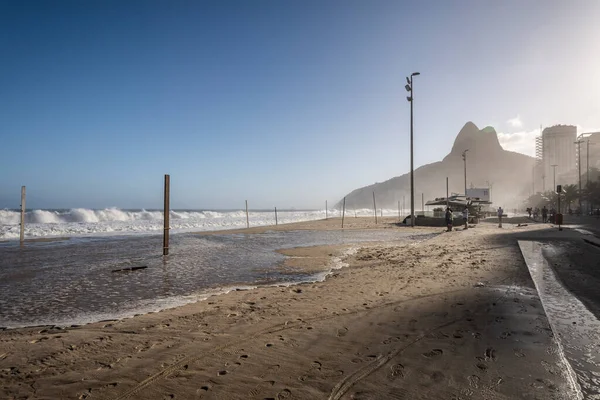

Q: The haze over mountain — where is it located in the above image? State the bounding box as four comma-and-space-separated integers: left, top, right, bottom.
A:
337, 122, 536, 211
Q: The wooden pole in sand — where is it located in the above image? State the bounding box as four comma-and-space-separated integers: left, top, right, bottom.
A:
275, 207, 278, 225
398, 200, 401, 221
326, 200, 328, 220
163, 175, 170, 256
245, 200, 249, 228
373, 192, 377, 224
342, 197, 346, 228
446, 177, 449, 209
422, 193, 424, 213
20, 186, 26, 246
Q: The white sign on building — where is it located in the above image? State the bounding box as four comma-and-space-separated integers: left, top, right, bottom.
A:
466, 188, 490, 202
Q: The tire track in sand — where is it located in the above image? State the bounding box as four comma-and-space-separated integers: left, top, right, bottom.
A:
327, 283, 517, 400
111, 287, 476, 400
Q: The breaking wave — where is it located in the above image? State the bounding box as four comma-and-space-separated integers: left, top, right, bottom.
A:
0, 207, 405, 239
0, 208, 326, 239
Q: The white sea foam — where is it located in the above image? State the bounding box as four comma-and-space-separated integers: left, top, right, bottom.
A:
0, 207, 406, 239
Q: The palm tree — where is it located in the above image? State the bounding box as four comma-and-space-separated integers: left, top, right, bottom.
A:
584, 178, 600, 213
562, 184, 578, 212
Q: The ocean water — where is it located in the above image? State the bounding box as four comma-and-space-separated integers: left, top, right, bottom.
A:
0, 207, 406, 239
0, 229, 434, 329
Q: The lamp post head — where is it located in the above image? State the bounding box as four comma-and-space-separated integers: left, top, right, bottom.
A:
406, 96, 412, 102
405, 84, 411, 92
411, 72, 420, 77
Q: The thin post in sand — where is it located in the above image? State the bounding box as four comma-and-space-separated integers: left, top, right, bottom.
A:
326, 200, 328, 220
422, 193, 424, 213
275, 207, 278, 225
163, 175, 170, 256
398, 200, 400, 221
403, 196, 405, 218
245, 200, 249, 228
446, 177, 449, 209
20, 186, 26, 246
342, 197, 346, 228
373, 192, 377, 224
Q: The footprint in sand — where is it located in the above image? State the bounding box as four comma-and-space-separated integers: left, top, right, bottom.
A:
484, 347, 497, 361
382, 336, 400, 345
513, 349, 525, 358
336, 327, 348, 337
468, 374, 480, 388
389, 363, 405, 379
248, 380, 275, 397
408, 319, 418, 331
422, 349, 443, 358
500, 331, 512, 339
258, 364, 281, 379
277, 388, 292, 399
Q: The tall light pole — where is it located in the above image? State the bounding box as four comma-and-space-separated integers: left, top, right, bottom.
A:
486, 181, 493, 203
575, 139, 584, 213
532, 165, 535, 194
542, 174, 545, 192
462, 149, 469, 197
405, 72, 420, 227
551, 164, 558, 190
587, 139, 590, 188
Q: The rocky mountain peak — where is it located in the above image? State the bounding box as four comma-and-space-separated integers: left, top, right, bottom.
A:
450, 121, 502, 156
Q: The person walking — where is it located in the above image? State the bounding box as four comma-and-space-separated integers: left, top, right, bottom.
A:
497, 206, 503, 228
462, 206, 469, 230
541, 206, 548, 223
445, 207, 453, 232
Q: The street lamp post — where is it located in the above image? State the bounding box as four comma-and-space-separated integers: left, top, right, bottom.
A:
575, 139, 584, 213
462, 149, 469, 197
405, 72, 420, 227
486, 181, 493, 203
587, 139, 590, 188
551, 164, 558, 190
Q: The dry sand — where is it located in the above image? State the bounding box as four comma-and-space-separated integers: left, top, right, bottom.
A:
0, 219, 576, 399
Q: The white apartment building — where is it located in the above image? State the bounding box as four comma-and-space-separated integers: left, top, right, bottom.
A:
539, 125, 577, 190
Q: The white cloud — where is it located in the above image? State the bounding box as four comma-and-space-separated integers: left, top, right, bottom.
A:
497, 128, 541, 157
507, 115, 523, 128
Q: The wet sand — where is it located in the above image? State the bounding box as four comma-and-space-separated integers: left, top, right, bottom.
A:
0, 219, 578, 399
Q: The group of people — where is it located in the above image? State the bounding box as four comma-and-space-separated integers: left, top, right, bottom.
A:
445, 206, 504, 232
445, 207, 469, 232
527, 206, 556, 223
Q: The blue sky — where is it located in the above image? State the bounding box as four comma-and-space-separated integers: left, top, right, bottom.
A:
1, 0, 599, 209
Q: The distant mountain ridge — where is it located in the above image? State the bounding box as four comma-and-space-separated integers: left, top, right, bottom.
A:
337, 122, 536, 210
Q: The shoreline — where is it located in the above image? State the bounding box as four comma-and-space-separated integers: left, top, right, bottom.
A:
1, 219, 438, 330
0, 221, 578, 399
0, 215, 424, 243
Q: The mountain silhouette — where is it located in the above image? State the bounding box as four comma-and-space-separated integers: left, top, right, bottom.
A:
337, 122, 535, 210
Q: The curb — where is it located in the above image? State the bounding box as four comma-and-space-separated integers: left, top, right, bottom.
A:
583, 237, 600, 248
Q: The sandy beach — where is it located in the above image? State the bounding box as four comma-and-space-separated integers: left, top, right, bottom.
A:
0, 218, 578, 399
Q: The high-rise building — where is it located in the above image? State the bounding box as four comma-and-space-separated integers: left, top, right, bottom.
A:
581, 132, 600, 172
541, 125, 577, 187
